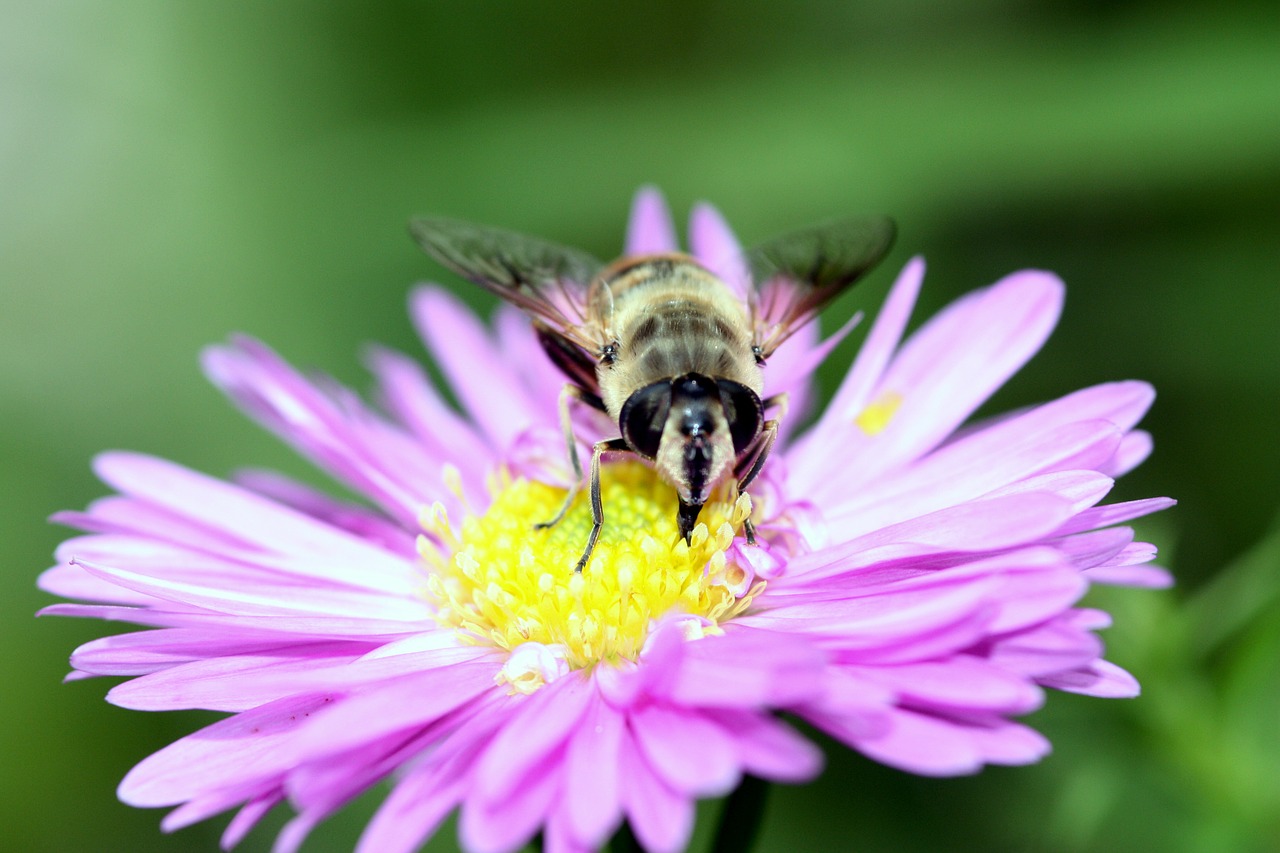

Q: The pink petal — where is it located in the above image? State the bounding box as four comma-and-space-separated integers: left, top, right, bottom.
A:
73, 556, 425, 623
1102, 429, 1153, 476
38, 560, 158, 606
221, 793, 281, 849
160, 783, 277, 834
962, 719, 1051, 766
410, 287, 545, 449
820, 420, 1123, 538
233, 467, 418, 558
1056, 496, 1177, 536
357, 763, 466, 853
844, 270, 1065, 481
630, 704, 740, 796
625, 186, 679, 255
747, 572, 1000, 647
474, 672, 593, 804
1087, 563, 1174, 588
619, 733, 694, 853
710, 710, 824, 783
659, 626, 825, 708
562, 692, 626, 847
848, 657, 1043, 715
688, 202, 749, 299
1051, 527, 1135, 571
41, 601, 431, 638
108, 645, 486, 713
293, 660, 498, 758
765, 311, 859, 444
1040, 659, 1140, 697
364, 344, 490, 473
461, 750, 562, 853
70, 628, 313, 677
984, 618, 1104, 678
119, 693, 338, 807
836, 706, 986, 776
202, 339, 434, 525
789, 257, 924, 484
790, 492, 1079, 583
89, 452, 414, 593
356, 702, 509, 853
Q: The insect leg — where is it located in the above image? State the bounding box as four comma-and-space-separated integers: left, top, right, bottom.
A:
574, 437, 629, 573
733, 418, 779, 547
761, 392, 789, 420
735, 418, 778, 493
535, 384, 596, 531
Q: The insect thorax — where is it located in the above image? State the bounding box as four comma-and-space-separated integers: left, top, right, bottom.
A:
598, 258, 763, 416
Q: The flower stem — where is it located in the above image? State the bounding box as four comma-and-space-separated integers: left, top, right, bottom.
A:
710, 774, 770, 853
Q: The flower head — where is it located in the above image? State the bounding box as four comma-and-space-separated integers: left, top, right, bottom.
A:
41, 189, 1172, 853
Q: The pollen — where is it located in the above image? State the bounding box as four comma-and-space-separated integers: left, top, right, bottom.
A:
421, 461, 761, 672
854, 390, 903, 436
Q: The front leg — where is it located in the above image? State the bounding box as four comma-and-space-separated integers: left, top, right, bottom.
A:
535, 384, 598, 531
734, 418, 779, 546
574, 437, 630, 573
762, 391, 789, 421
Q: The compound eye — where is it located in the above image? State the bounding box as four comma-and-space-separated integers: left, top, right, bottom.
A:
619, 381, 672, 459
717, 380, 763, 455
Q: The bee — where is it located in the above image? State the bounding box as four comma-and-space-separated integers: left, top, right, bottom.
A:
411, 209, 894, 572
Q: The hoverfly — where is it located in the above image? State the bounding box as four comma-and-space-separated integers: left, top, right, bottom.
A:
411, 208, 894, 572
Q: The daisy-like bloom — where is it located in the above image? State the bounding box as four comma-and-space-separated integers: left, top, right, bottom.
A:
41, 189, 1173, 853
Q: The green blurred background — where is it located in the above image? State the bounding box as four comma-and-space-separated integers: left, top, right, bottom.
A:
3, 2, 1277, 851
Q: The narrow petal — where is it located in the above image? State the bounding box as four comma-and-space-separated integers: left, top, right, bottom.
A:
625, 186, 679, 255
461, 752, 562, 853
983, 618, 1105, 678
293, 660, 498, 758
89, 452, 415, 593
410, 287, 545, 449
619, 733, 694, 853
1101, 429, 1153, 477
835, 270, 1065, 483
788, 257, 924, 488
562, 692, 626, 847
848, 657, 1043, 715
474, 673, 593, 804
688, 202, 749, 299
357, 762, 466, 853
202, 339, 434, 525
222, 793, 282, 849
119, 693, 337, 807
234, 467, 418, 557
1056, 496, 1177, 536
73, 557, 426, 623
356, 701, 509, 853
828, 706, 986, 776
790, 492, 1079, 583
820, 420, 1122, 537
658, 626, 825, 708
712, 711, 824, 783
630, 704, 740, 796
1040, 659, 1140, 697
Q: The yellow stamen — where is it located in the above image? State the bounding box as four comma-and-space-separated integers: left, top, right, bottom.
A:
854, 390, 903, 436
421, 461, 760, 672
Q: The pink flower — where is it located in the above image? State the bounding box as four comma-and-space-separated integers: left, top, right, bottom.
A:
40, 189, 1173, 853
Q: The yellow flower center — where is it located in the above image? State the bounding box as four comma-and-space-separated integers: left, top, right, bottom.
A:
420, 461, 761, 676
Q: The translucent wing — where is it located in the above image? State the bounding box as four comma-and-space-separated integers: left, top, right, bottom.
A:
410, 216, 606, 350
746, 216, 895, 358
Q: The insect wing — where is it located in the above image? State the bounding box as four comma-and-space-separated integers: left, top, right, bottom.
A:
410, 216, 605, 349
746, 216, 895, 357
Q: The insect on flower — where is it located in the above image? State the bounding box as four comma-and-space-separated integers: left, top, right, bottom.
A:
411, 212, 895, 571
